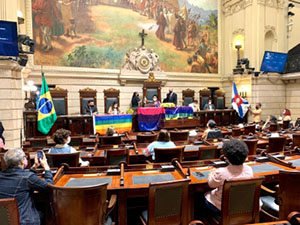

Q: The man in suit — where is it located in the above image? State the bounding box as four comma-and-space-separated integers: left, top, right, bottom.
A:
165, 88, 177, 106
83, 100, 98, 115
204, 99, 215, 111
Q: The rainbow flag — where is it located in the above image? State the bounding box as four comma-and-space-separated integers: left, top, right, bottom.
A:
164, 107, 194, 120
94, 114, 132, 135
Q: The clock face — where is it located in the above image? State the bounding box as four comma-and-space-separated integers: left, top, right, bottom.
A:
138, 54, 151, 73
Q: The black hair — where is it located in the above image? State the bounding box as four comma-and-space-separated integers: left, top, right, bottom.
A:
223, 139, 248, 165
269, 115, 277, 124
207, 119, 216, 129
157, 130, 170, 142
88, 100, 94, 104
187, 57, 192, 65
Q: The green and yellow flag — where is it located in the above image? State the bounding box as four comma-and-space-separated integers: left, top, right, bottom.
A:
37, 73, 57, 134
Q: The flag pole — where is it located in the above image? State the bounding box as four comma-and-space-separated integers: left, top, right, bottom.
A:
41, 65, 43, 76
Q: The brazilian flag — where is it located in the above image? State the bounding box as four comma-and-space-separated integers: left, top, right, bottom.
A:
37, 73, 57, 134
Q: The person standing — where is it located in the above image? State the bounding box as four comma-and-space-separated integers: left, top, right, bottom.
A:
173, 17, 183, 50
131, 92, 141, 108
155, 11, 167, 41
165, 88, 177, 106
32, 0, 63, 52
249, 103, 262, 123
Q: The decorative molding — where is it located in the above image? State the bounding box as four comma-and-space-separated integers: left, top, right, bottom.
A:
50, 86, 67, 92
200, 88, 210, 93
145, 72, 158, 83
222, 0, 253, 17
103, 88, 120, 94
183, 88, 195, 93
216, 88, 226, 94
232, 28, 245, 36
257, 0, 284, 8
79, 87, 97, 92
265, 25, 278, 42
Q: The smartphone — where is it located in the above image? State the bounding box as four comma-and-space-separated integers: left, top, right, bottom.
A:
37, 150, 44, 162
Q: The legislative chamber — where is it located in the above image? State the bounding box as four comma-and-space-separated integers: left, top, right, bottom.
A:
1, 0, 300, 225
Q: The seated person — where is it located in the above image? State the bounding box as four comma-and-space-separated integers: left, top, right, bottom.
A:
0, 148, 53, 225
204, 139, 253, 214
189, 99, 200, 112
204, 99, 215, 111
202, 120, 222, 140
0, 136, 4, 149
262, 115, 277, 130
49, 129, 89, 166
143, 129, 176, 160
108, 102, 121, 115
106, 126, 118, 136
152, 95, 160, 107
83, 100, 98, 115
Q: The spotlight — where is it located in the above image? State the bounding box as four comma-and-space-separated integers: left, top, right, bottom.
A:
288, 3, 295, 8
288, 11, 295, 16
254, 72, 260, 77
18, 55, 28, 67
18, 35, 35, 54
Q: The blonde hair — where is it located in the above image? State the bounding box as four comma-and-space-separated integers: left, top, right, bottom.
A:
106, 126, 115, 136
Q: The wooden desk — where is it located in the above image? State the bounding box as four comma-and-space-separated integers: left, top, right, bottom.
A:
24, 111, 94, 138
246, 221, 290, 225
24, 110, 246, 138
52, 159, 296, 225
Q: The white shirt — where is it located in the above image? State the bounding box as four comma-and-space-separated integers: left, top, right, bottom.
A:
188, 103, 200, 112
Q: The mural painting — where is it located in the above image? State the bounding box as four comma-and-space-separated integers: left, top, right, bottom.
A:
32, 0, 218, 73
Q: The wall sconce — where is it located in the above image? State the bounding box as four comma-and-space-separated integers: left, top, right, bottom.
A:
24, 80, 38, 111
17, 10, 24, 25
239, 85, 248, 98
233, 39, 244, 74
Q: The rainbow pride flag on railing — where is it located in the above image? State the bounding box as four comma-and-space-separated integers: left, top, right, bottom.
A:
164, 107, 194, 120
94, 114, 132, 135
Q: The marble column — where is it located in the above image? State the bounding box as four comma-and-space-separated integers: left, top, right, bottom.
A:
0, 61, 24, 148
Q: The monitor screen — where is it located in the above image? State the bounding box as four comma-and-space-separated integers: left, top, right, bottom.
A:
260, 51, 288, 73
0, 20, 19, 56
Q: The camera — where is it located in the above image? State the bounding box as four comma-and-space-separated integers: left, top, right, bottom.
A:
18, 35, 35, 54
